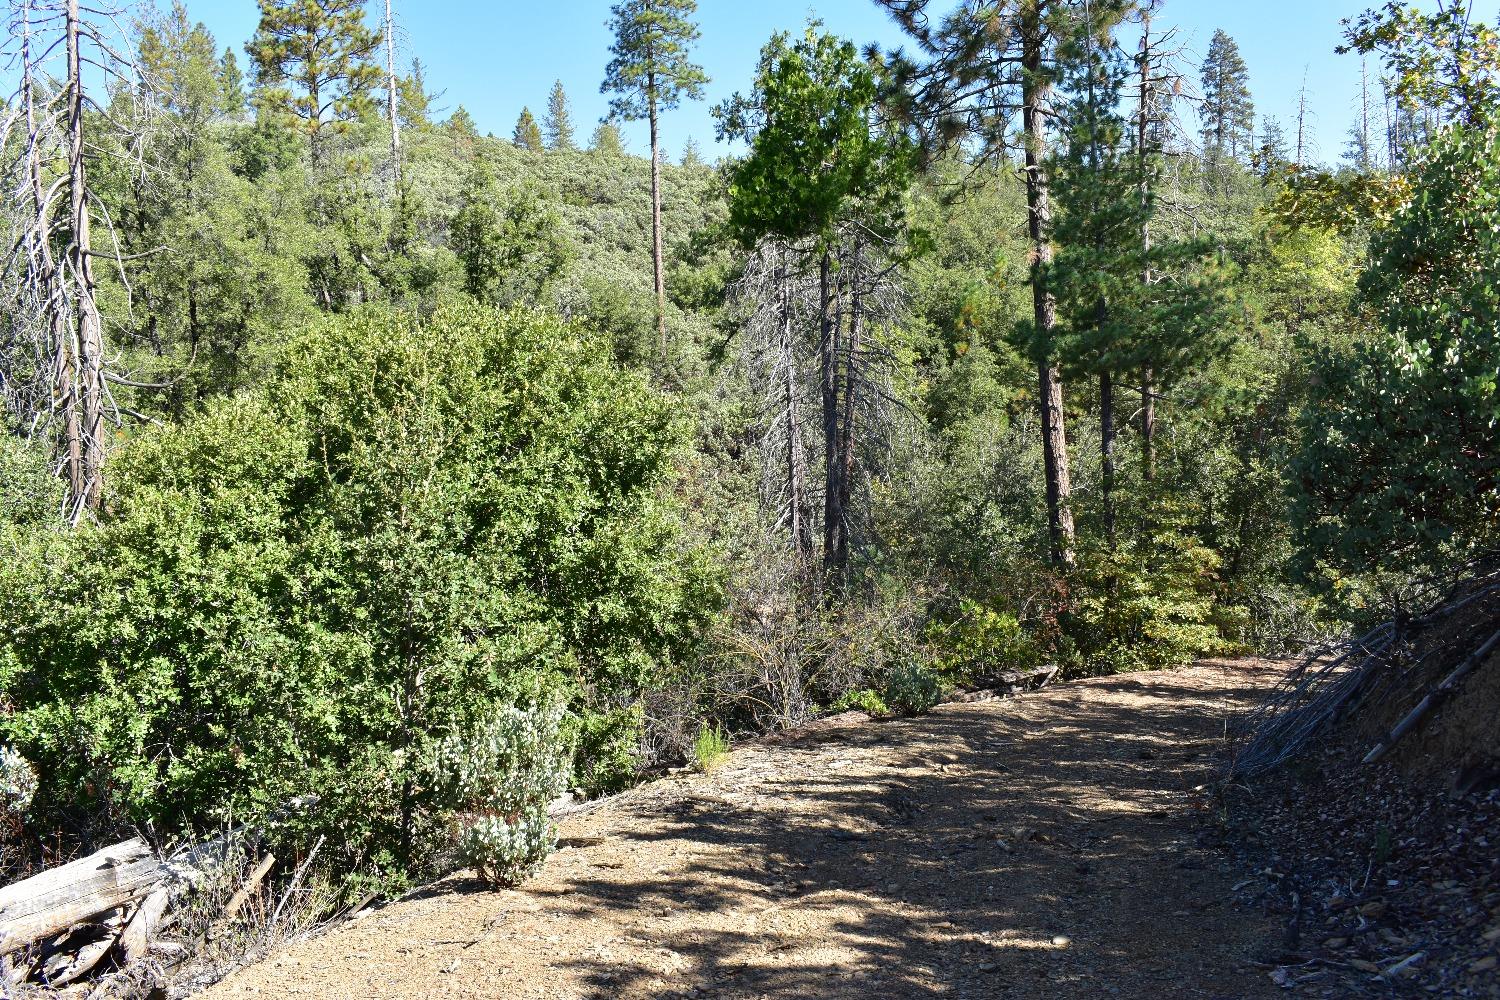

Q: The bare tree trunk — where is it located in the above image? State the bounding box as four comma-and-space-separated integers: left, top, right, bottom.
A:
830, 237, 862, 588
819, 249, 840, 578
780, 248, 812, 565
1021, 7, 1075, 568
1136, 16, 1157, 488
385, 0, 400, 189
66, 0, 103, 516
648, 84, 667, 356
1100, 370, 1117, 548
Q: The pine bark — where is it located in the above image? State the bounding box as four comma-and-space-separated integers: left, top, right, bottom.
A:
1021, 7, 1075, 567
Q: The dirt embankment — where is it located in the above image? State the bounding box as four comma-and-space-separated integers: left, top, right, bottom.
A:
204, 662, 1288, 1000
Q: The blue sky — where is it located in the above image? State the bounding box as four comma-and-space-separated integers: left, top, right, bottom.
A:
179, 0, 1428, 166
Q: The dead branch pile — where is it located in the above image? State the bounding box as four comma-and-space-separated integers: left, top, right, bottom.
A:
1228, 560, 1500, 779
0, 797, 327, 993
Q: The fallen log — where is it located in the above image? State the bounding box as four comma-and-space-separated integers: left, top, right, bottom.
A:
0, 839, 161, 955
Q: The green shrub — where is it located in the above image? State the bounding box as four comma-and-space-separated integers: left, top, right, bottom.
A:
0, 303, 719, 892
832, 689, 890, 717
883, 661, 943, 717
434, 696, 569, 887
931, 600, 1043, 681
690, 722, 730, 772
0, 747, 37, 819
568, 703, 643, 797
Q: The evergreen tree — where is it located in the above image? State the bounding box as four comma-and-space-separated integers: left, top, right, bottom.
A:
1199, 29, 1255, 162
680, 136, 702, 167
399, 58, 438, 132
247, 0, 381, 147
450, 165, 573, 307
447, 105, 479, 138
1255, 116, 1291, 177
218, 46, 246, 118
513, 107, 544, 151
544, 80, 575, 150
590, 120, 625, 155
602, 0, 709, 354
1051, 5, 1233, 546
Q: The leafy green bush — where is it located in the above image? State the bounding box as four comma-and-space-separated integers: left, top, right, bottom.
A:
832, 689, 890, 717
0, 303, 719, 892
1067, 527, 1234, 674
931, 600, 1043, 681
434, 696, 569, 887
883, 661, 943, 717
1294, 126, 1500, 574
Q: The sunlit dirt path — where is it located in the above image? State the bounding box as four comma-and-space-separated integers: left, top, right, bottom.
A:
203, 661, 1285, 1000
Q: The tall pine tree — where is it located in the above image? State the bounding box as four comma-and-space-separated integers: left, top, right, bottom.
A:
247, 0, 381, 151
602, 0, 708, 355
544, 80, 575, 150
1199, 29, 1254, 162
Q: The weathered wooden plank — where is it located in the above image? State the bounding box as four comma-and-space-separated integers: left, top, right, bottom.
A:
117, 887, 170, 965
0, 839, 162, 955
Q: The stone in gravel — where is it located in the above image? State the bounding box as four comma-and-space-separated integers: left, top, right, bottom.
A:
1052, 935, 1072, 947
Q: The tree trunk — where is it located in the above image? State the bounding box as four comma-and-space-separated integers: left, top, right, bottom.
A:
831, 238, 862, 589
648, 86, 667, 356
66, 0, 104, 517
1141, 366, 1156, 482
780, 248, 812, 565
1136, 18, 1157, 487
819, 249, 841, 580
385, 0, 400, 189
1100, 369, 1116, 548
1020, 7, 1075, 567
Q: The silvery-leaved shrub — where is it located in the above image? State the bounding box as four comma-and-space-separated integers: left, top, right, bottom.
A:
434, 698, 570, 887
0, 746, 38, 820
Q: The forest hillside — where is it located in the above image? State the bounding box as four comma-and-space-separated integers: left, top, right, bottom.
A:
0, 0, 1497, 995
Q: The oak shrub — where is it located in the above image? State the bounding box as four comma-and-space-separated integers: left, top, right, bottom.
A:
0, 303, 719, 892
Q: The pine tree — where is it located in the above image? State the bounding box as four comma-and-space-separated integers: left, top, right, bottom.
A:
1255, 116, 1291, 177
247, 0, 381, 149
1199, 29, 1255, 162
513, 107, 544, 151
218, 46, 246, 118
680, 136, 702, 167
602, 0, 709, 355
878, 0, 1078, 565
544, 80, 575, 150
1052, 4, 1233, 545
590, 121, 625, 155
399, 58, 439, 132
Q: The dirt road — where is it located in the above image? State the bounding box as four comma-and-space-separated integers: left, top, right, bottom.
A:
204, 661, 1286, 999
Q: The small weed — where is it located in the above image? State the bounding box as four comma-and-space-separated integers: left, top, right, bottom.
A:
692, 723, 730, 772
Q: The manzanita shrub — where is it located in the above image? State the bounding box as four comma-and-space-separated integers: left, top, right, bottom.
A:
0, 303, 720, 893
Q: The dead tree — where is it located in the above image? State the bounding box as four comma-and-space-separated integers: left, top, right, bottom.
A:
1, 0, 143, 520
732, 227, 905, 594
732, 239, 818, 571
